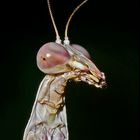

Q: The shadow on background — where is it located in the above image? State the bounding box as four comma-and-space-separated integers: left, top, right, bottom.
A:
0, 0, 138, 140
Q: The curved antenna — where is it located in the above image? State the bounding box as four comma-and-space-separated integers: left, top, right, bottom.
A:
47, 0, 61, 44
64, 0, 88, 45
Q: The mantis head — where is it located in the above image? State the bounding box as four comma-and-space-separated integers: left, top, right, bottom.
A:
36, 0, 106, 88
36, 42, 106, 88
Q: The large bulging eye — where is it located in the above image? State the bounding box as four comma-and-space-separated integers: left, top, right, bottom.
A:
71, 44, 91, 59
37, 42, 70, 73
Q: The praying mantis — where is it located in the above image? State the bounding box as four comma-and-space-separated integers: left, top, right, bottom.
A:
23, 0, 106, 140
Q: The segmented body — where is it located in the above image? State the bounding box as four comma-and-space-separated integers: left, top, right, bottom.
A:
23, 71, 79, 140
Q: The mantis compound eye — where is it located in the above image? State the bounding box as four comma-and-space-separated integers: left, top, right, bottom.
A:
36, 42, 70, 73
71, 44, 91, 59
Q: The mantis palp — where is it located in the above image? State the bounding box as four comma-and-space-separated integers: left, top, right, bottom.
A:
23, 0, 106, 140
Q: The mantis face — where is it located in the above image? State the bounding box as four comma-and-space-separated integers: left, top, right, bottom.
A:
37, 42, 106, 88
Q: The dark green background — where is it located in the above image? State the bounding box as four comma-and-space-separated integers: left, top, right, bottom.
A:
0, 0, 138, 140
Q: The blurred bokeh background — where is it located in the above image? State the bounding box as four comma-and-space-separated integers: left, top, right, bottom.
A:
0, 0, 138, 140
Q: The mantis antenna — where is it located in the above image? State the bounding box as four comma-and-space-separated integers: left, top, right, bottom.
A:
47, 0, 61, 44
64, 0, 88, 45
